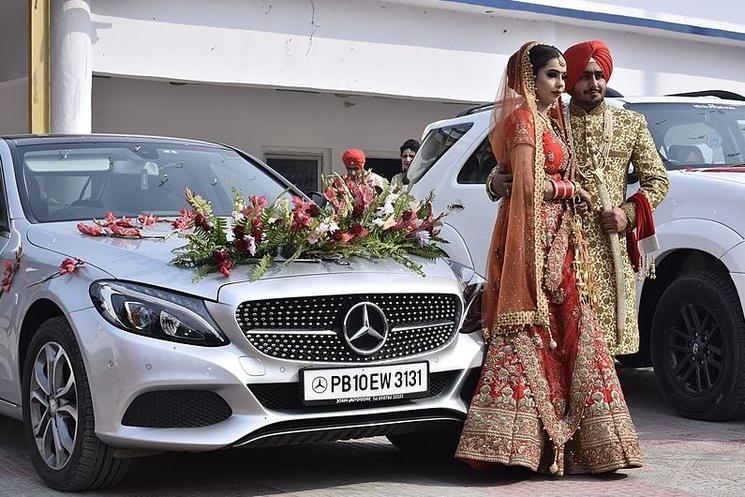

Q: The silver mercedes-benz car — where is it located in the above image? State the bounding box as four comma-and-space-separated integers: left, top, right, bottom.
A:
0, 135, 483, 491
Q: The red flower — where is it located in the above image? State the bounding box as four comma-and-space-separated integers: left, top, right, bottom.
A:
194, 213, 212, 232
102, 211, 134, 228
349, 223, 369, 239
59, 257, 84, 274
233, 223, 245, 239
1, 249, 21, 294
213, 250, 233, 277
243, 195, 268, 220
250, 217, 263, 245
330, 223, 368, 245
393, 210, 421, 233
110, 224, 142, 238
291, 211, 311, 233
331, 230, 355, 245
290, 196, 320, 233
137, 213, 161, 226
77, 223, 104, 236
172, 209, 196, 231
235, 239, 249, 252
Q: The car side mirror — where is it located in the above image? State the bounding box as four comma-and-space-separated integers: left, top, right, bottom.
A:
308, 191, 327, 209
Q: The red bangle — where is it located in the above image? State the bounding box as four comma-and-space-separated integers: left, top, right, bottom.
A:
553, 180, 576, 200
558, 180, 567, 199
549, 179, 558, 199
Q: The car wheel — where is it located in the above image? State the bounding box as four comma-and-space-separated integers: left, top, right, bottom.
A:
21, 317, 131, 491
387, 425, 463, 458
651, 270, 745, 421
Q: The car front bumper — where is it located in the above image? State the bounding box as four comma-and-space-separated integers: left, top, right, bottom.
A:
69, 306, 483, 452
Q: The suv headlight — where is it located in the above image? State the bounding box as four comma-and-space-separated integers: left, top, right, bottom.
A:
447, 260, 485, 334
90, 281, 228, 346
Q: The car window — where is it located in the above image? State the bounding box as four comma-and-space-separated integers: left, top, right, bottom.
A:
626, 102, 745, 169
407, 122, 474, 185
457, 137, 496, 184
15, 142, 292, 223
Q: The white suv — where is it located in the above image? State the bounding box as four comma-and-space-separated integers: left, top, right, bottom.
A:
409, 93, 745, 422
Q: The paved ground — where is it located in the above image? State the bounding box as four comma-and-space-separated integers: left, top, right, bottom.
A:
1, 367, 744, 497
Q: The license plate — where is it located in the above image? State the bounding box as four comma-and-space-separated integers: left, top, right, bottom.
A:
301, 362, 429, 405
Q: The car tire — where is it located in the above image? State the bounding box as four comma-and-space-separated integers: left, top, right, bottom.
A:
387, 425, 462, 458
650, 270, 745, 421
21, 317, 131, 491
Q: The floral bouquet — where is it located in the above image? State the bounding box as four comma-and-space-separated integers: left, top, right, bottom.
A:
170, 174, 448, 281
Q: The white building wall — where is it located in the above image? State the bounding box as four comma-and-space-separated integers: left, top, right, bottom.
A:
92, 77, 467, 173
87, 0, 745, 104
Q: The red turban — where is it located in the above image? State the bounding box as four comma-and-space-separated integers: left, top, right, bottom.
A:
564, 40, 613, 93
342, 148, 365, 169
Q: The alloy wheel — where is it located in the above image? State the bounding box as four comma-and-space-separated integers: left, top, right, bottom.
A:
666, 303, 724, 396
28, 341, 78, 470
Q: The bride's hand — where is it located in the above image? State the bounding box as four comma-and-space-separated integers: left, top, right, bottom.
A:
574, 188, 593, 215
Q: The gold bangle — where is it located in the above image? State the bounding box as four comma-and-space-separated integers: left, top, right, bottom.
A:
485, 166, 501, 201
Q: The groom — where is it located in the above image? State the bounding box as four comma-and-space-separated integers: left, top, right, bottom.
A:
488, 40, 669, 356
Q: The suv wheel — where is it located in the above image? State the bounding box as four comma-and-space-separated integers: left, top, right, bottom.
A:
22, 317, 130, 491
651, 270, 745, 421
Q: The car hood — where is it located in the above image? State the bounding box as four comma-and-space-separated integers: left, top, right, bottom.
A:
681, 167, 745, 185
26, 221, 457, 300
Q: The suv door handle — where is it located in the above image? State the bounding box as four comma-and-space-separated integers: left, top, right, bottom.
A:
447, 203, 465, 211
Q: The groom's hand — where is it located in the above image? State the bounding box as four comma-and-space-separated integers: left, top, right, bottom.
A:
600, 207, 628, 233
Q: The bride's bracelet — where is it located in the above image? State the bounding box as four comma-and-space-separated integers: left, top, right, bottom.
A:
550, 179, 577, 200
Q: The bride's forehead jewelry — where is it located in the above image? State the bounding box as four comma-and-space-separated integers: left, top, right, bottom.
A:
558, 55, 567, 67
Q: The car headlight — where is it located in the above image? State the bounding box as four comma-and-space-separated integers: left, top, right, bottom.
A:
90, 281, 228, 346
446, 260, 485, 334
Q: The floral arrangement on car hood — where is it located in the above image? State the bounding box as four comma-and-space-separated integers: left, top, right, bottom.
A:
170, 174, 448, 281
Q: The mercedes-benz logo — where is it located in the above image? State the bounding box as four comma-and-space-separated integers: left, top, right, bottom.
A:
343, 302, 389, 356
311, 377, 328, 394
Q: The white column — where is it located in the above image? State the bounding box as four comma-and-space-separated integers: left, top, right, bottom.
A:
51, 0, 92, 134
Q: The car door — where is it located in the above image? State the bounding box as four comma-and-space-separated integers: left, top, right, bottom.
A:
0, 155, 17, 403
440, 131, 500, 275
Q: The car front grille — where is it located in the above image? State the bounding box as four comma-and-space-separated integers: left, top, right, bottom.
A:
248, 370, 459, 412
235, 293, 460, 362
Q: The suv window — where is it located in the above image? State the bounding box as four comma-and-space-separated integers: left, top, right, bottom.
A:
626, 102, 745, 169
457, 137, 496, 184
407, 122, 473, 184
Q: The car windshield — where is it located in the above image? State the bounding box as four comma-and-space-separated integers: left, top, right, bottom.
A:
626, 102, 745, 169
407, 122, 474, 184
15, 141, 293, 223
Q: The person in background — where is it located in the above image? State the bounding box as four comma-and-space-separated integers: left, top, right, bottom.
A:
342, 148, 388, 191
391, 138, 420, 188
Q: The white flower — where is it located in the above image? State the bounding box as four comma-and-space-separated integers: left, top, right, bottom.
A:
246, 235, 257, 256
373, 215, 397, 230
320, 221, 339, 233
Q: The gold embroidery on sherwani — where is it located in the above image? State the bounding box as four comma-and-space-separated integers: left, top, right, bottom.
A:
570, 102, 669, 355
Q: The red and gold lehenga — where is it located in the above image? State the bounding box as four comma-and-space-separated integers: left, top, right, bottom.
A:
454, 42, 642, 475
